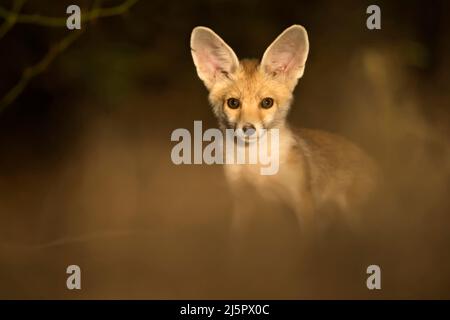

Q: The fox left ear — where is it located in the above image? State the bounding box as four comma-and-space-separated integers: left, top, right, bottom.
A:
261, 25, 309, 82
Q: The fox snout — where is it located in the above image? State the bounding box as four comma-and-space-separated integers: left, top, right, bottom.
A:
241, 123, 256, 136
233, 120, 265, 140
225, 121, 260, 141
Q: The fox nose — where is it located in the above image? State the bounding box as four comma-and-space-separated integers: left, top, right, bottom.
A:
242, 123, 256, 136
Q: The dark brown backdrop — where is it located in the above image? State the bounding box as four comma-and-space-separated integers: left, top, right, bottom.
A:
0, 0, 449, 298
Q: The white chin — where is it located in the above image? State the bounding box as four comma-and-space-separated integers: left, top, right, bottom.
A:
242, 130, 266, 143
244, 136, 257, 143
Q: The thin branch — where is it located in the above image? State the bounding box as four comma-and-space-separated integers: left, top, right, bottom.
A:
0, 29, 84, 112
0, 0, 138, 28
0, 0, 140, 113
0, 0, 27, 39
0, 228, 143, 250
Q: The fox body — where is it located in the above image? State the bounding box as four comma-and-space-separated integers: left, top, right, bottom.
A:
190, 25, 378, 227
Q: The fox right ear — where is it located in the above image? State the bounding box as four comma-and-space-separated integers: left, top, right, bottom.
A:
261, 25, 309, 83
190, 27, 239, 89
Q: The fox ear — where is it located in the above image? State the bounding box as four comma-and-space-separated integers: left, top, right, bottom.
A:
261, 25, 309, 82
191, 27, 239, 89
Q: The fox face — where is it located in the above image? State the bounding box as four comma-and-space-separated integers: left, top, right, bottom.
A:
190, 25, 309, 137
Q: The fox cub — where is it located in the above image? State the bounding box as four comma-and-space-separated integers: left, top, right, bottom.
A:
190, 25, 378, 228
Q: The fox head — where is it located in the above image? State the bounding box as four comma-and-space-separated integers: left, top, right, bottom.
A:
190, 25, 309, 137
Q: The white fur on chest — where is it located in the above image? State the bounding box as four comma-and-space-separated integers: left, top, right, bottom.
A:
223, 131, 304, 205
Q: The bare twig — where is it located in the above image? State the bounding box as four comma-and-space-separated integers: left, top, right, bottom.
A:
0, 0, 27, 39
0, 0, 138, 28
0, 0, 140, 113
0, 29, 84, 112
0, 228, 144, 250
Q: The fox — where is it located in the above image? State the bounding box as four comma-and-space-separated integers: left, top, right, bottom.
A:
190, 25, 379, 231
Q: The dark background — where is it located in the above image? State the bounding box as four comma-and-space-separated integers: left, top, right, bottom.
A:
0, 0, 449, 298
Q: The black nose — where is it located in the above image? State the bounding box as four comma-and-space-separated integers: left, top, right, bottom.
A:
242, 123, 256, 136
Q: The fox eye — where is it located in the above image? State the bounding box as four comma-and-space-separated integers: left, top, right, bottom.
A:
261, 97, 274, 109
227, 97, 240, 109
